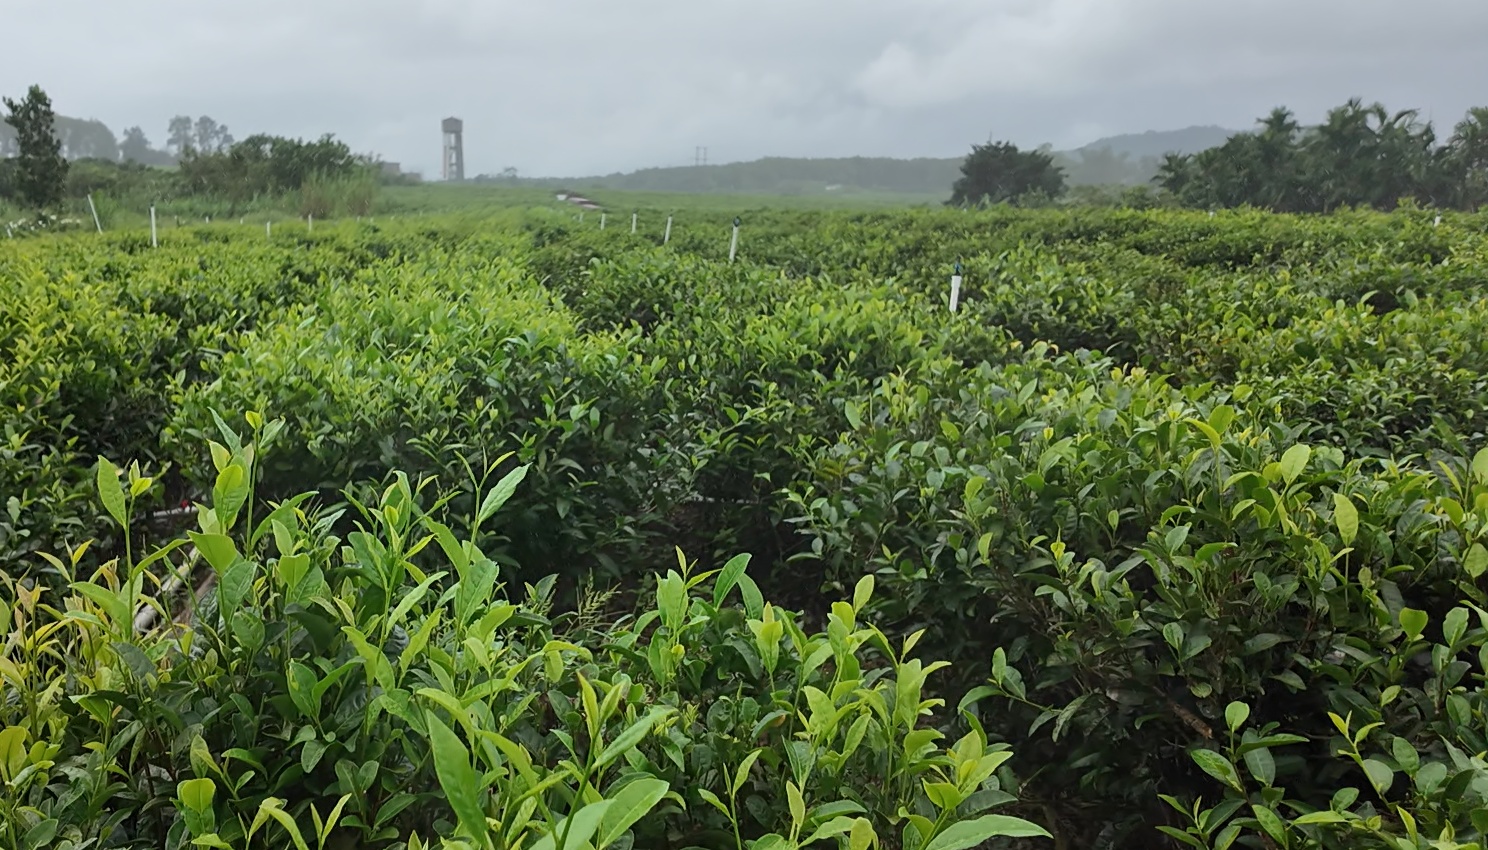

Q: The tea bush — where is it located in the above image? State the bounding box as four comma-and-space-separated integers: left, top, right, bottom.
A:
0, 419, 1048, 850
5, 205, 1488, 848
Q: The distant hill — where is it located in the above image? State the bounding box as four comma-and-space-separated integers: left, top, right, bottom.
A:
1076, 126, 1239, 159
497, 156, 963, 198
487, 127, 1239, 197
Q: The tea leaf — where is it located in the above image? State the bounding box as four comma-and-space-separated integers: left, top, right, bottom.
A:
476, 463, 529, 526
921, 815, 1051, 850
1333, 493, 1359, 547
594, 706, 673, 770
1465, 543, 1488, 579
95, 457, 127, 530
595, 777, 669, 849
1279, 444, 1311, 485
1190, 749, 1243, 792
713, 553, 752, 607
530, 800, 613, 850
1224, 701, 1250, 733
424, 711, 486, 841
1399, 608, 1428, 642
1362, 759, 1394, 795
177, 778, 216, 814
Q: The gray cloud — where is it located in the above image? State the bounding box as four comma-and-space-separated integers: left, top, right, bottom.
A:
3, 0, 1484, 176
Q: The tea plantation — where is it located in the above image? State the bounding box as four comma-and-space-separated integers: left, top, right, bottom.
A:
3, 204, 1488, 850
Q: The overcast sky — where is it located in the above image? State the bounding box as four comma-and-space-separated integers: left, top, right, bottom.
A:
4, 0, 1485, 177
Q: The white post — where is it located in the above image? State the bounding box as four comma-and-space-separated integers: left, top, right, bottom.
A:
87, 194, 103, 233
664, 216, 673, 245
150, 206, 158, 248
307, 214, 313, 233
729, 217, 740, 263
631, 212, 637, 233
266, 220, 272, 239
949, 263, 963, 313
600, 213, 606, 230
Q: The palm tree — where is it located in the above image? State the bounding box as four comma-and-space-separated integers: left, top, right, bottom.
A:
1449, 107, 1488, 208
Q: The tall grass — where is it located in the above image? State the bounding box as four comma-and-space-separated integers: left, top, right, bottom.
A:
299, 168, 381, 218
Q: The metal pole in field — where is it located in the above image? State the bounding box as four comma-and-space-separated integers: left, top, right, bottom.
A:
949, 262, 963, 313
664, 216, 673, 245
631, 212, 637, 233
728, 217, 740, 263
150, 206, 158, 247
87, 194, 103, 232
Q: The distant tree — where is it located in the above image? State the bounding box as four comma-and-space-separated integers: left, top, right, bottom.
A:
194, 115, 232, 153
167, 115, 194, 155
1153, 98, 1485, 213
948, 141, 1066, 206
501, 166, 519, 182
2, 85, 69, 211
177, 132, 370, 214
119, 126, 152, 162
56, 117, 119, 160
1448, 107, 1488, 209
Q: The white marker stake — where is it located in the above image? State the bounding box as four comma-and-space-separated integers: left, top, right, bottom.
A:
150, 206, 158, 247
729, 217, 740, 263
600, 213, 606, 230
307, 215, 313, 233
631, 212, 637, 233
664, 216, 673, 244
950, 263, 963, 313
266, 221, 272, 239
87, 194, 103, 233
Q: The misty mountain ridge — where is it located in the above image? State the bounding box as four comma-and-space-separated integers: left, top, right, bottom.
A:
482, 125, 1242, 196
1074, 125, 1237, 158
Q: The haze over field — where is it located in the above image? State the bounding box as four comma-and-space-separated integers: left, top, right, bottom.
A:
4, 0, 1485, 178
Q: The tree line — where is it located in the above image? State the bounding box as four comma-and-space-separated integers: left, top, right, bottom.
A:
2, 84, 384, 219
0, 108, 242, 166
1155, 100, 1488, 211
953, 98, 1488, 212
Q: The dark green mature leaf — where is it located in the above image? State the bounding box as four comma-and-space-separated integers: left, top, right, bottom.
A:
1191, 749, 1244, 792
